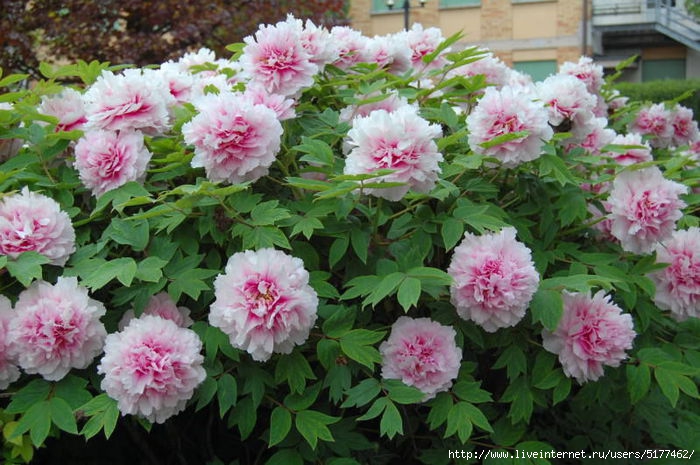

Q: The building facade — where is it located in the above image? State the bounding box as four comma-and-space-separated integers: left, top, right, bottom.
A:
349, 0, 700, 81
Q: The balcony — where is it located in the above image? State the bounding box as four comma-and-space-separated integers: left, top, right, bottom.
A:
592, 0, 700, 51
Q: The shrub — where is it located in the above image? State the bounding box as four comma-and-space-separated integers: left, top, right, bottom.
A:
0, 18, 699, 465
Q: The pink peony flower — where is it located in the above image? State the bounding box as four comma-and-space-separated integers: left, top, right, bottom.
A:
669, 104, 700, 148
364, 35, 412, 74
0, 296, 20, 389
536, 74, 597, 142
329, 26, 370, 70
73, 129, 152, 197
98, 315, 206, 424
241, 83, 296, 121
154, 62, 196, 105
209, 248, 318, 362
466, 85, 553, 167
380, 316, 462, 400
629, 103, 674, 148
602, 132, 653, 166
343, 106, 443, 201
0, 186, 76, 266
282, 15, 338, 68
649, 227, 700, 321
566, 117, 616, 156
240, 19, 318, 97
448, 227, 540, 332
559, 56, 605, 96
182, 92, 283, 184
399, 24, 449, 73
118, 292, 194, 331
83, 69, 173, 135
7, 277, 107, 381
607, 167, 688, 254
38, 88, 87, 132
542, 290, 635, 383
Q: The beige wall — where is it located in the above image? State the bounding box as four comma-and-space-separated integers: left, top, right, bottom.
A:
349, 0, 588, 66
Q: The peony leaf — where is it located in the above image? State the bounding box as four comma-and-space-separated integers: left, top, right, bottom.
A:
268, 407, 292, 447
379, 399, 403, 439
5, 251, 49, 287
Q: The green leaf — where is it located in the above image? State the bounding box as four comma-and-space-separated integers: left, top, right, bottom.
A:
49, 397, 78, 434
268, 407, 292, 447
397, 277, 421, 312
552, 376, 571, 405
275, 351, 316, 394
445, 402, 474, 444
249, 201, 291, 226
322, 306, 356, 338
341, 378, 382, 408
103, 217, 150, 251
379, 399, 403, 439
350, 227, 370, 263
134, 256, 168, 282
452, 381, 493, 403
6, 379, 52, 414
441, 217, 464, 250
10, 401, 52, 447
82, 257, 138, 289
530, 289, 563, 331
265, 448, 304, 465
217, 373, 238, 418
427, 392, 453, 430
195, 376, 218, 412
461, 402, 493, 433
294, 137, 336, 166
357, 397, 388, 421
77, 394, 119, 440
168, 267, 217, 300
339, 329, 386, 369
364, 272, 404, 307
493, 345, 527, 380
384, 379, 425, 404
479, 130, 529, 150
284, 382, 322, 411
626, 363, 651, 404
5, 251, 49, 286
295, 410, 339, 449
231, 396, 257, 440
53, 375, 92, 410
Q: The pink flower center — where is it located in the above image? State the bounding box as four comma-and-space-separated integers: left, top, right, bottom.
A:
468, 257, 507, 307
669, 252, 700, 289
398, 335, 437, 377
129, 340, 176, 391
243, 278, 287, 329
28, 308, 83, 355
374, 139, 416, 168
490, 112, 525, 139
216, 117, 254, 159
630, 191, 665, 231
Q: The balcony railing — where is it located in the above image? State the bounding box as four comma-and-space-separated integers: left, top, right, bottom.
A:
592, 0, 699, 50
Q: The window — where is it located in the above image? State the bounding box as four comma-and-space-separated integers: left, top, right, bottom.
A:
642, 59, 686, 81
513, 60, 557, 81
439, 0, 480, 7
372, 0, 392, 13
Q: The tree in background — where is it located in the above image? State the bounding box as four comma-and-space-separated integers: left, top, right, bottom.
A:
0, 0, 348, 78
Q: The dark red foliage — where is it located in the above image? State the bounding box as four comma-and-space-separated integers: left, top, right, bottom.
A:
0, 0, 349, 78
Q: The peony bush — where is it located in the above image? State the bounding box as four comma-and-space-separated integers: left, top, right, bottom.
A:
0, 15, 699, 464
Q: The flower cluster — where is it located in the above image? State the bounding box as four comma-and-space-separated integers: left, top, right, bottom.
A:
0, 12, 698, 455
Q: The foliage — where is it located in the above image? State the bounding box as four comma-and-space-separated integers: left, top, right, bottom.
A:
1, 24, 700, 465
0, 0, 348, 78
